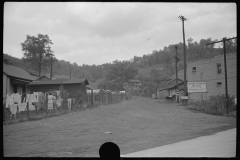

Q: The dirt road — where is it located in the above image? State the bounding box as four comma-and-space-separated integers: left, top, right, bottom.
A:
3, 97, 236, 157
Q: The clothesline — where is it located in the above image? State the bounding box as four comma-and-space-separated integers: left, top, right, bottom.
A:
4, 91, 63, 115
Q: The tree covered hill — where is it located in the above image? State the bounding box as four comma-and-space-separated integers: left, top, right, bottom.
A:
3, 36, 236, 91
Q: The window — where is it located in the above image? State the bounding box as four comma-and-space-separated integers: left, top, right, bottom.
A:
192, 67, 196, 72
217, 63, 222, 74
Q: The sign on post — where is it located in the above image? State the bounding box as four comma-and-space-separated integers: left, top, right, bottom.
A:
187, 82, 207, 93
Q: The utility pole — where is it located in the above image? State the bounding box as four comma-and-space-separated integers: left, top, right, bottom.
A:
175, 46, 180, 103
69, 63, 71, 79
50, 54, 53, 79
39, 54, 42, 77
206, 37, 237, 114
200, 72, 203, 101
179, 15, 187, 97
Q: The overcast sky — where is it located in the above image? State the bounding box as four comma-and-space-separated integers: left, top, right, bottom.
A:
3, 2, 236, 66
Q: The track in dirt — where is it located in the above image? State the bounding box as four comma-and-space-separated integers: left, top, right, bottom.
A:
3, 97, 236, 157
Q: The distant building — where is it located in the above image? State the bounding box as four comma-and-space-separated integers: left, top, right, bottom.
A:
3, 64, 35, 96
187, 52, 236, 102
37, 75, 52, 81
157, 78, 185, 100
128, 79, 141, 86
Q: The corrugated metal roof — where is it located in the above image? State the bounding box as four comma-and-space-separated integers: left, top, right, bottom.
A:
3, 64, 35, 81
29, 78, 89, 85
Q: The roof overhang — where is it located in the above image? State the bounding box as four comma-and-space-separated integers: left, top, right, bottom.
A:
6, 74, 33, 82
11, 77, 32, 84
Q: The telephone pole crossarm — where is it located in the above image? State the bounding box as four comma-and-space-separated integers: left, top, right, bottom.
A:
206, 37, 237, 46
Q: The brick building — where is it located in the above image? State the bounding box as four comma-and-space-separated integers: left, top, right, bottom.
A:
187, 52, 236, 102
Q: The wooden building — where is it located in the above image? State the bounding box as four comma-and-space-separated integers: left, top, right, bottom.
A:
3, 64, 35, 96
157, 78, 184, 100
29, 78, 89, 99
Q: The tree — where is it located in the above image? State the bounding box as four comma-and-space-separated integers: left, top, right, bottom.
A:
105, 60, 138, 90
21, 34, 54, 77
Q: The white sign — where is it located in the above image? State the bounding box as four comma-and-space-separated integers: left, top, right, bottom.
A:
180, 96, 188, 99
187, 82, 207, 93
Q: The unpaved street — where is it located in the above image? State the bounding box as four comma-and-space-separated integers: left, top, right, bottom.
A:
3, 97, 236, 157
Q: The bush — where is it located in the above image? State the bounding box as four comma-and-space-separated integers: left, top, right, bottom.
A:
188, 94, 236, 116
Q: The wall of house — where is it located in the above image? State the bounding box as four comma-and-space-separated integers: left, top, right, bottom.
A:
187, 52, 236, 102
29, 83, 86, 98
157, 89, 165, 99
3, 73, 13, 96
3, 73, 7, 96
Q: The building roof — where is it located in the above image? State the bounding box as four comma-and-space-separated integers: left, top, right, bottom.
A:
3, 64, 35, 81
37, 75, 52, 80
158, 81, 184, 91
187, 52, 236, 64
29, 78, 89, 85
166, 78, 184, 84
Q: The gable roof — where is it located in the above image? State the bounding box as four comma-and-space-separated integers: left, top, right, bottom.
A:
29, 78, 89, 85
166, 78, 184, 84
37, 75, 52, 80
158, 81, 184, 91
3, 64, 35, 81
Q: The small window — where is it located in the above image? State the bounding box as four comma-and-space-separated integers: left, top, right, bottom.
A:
217, 82, 222, 86
192, 67, 196, 72
217, 63, 222, 74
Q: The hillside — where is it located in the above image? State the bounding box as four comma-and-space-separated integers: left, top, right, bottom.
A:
3, 36, 236, 92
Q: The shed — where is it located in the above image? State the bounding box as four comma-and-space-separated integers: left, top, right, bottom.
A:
29, 78, 89, 98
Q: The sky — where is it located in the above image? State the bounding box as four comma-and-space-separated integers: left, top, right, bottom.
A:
3, 2, 236, 66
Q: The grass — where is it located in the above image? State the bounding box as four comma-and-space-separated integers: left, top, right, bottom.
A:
186, 94, 236, 117
3, 97, 236, 157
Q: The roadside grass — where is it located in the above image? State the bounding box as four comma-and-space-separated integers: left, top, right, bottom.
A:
186, 94, 236, 117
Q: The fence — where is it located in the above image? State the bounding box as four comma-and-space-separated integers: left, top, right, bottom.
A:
3, 89, 126, 124
87, 90, 126, 106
